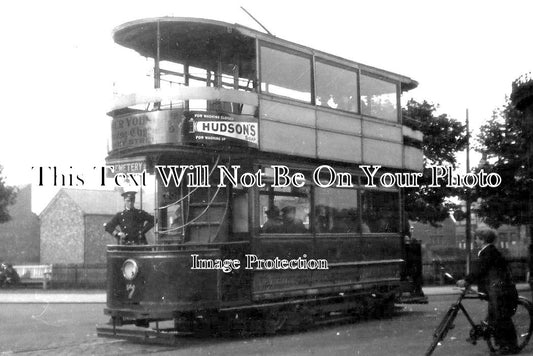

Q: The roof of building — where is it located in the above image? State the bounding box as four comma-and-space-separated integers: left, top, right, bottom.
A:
64, 189, 125, 215
40, 188, 126, 217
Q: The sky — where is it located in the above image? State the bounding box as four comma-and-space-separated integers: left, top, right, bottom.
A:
0, 0, 531, 213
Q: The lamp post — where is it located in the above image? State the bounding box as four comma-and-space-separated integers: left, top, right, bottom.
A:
465, 109, 472, 274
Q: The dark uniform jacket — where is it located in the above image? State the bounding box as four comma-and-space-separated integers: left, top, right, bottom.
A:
465, 244, 518, 315
105, 208, 154, 245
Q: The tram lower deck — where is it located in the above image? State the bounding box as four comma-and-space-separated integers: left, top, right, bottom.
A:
99, 153, 408, 341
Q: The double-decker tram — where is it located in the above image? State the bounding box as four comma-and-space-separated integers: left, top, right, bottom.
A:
97, 17, 423, 343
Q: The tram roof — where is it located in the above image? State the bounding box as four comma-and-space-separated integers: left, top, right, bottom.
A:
113, 17, 418, 91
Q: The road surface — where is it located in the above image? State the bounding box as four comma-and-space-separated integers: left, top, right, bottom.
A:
0, 292, 531, 355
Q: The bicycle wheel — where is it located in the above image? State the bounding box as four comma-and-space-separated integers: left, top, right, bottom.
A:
425, 307, 459, 356
487, 297, 533, 353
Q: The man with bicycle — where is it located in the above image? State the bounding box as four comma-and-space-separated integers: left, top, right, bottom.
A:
457, 228, 519, 355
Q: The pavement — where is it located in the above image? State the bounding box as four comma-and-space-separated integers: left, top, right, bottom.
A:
0, 283, 529, 303
422, 282, 530, 296
0, 289, 106, 303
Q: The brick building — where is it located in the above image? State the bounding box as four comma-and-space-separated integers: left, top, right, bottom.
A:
0, 184, 40, 263
39, 189, 127, 264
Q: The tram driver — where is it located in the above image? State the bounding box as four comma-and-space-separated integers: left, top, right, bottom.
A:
104, 191, 155, 245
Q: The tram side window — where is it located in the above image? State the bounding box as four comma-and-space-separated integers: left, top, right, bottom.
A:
360, 74, 398, 122
232, 188, 248, 233
361, 190, 400, 233
259, 185, 310, 234
315, 61, 359, 113
260, 46, 312, 103
314, 188, 363, 233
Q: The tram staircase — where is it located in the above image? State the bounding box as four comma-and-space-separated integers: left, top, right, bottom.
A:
158, 159, 230, 244
185, 184, 229, 243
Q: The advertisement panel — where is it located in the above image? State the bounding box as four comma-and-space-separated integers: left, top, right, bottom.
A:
110, 109, 258, 150
184, 111, 258, 149
111, 109, 183, 150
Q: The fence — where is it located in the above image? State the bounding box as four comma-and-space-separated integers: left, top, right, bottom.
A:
422, 257, 529, 285
49, 264, 107, 288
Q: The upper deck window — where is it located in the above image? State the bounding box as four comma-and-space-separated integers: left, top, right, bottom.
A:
360, 74, 398, 122
315, 61, 358, 113
260, 46, 312, 103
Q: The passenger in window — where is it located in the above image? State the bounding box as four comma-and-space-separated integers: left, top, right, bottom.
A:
374, 211, 398, 233
327, 95, 338, 109
339, 95, 357, 112
315, 205, 332, 233
281, 206, 307, 233
261, 206, 283, 233
331, 209, 359, 233
331, 209, 349, 233
375, 216, 391, 232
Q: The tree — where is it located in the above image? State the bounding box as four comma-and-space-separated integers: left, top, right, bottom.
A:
472, 100, 529, 227
0, 165, 17, 223
402, 99, 468, 226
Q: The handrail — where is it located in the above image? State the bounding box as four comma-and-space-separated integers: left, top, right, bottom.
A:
159, 183, 223, 233
110, 86, 259, 112
156, 155, 220, 211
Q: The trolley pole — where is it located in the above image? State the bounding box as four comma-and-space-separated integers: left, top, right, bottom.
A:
154, 20, 161, 110
465, 109, 472, 275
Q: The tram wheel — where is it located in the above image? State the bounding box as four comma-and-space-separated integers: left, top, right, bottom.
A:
263, 308, 288, 334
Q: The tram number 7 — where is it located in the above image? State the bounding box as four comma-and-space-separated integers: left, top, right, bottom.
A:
126, 283, 135, 299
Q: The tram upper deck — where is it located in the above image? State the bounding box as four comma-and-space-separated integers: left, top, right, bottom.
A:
108, 17, 422, 172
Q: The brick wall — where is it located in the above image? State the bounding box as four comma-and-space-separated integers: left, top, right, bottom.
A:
84, 215, 114, 264
0, 185, 40, 263
40, 191, 84, 264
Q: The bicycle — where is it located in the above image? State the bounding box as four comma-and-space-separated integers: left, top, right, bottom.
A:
425, 274, 533, 356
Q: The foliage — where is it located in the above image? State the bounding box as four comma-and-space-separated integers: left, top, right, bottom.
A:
472, 100, 529, 227
0, 165, 17, 224
403, 99, 468, 226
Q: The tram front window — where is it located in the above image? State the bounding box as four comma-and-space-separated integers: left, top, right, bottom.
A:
260, 185, 310, 234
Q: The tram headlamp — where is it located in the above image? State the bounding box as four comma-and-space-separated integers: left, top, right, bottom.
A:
121, 259, 139, 280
